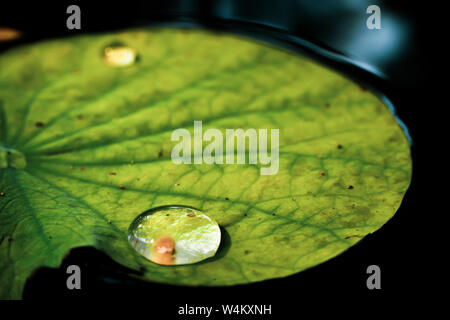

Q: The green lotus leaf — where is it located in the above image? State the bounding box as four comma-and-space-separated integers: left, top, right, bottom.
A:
0, 28, 412, 299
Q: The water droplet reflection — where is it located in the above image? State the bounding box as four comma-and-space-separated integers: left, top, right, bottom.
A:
103, 42, 138, 67
128, 206, 221, 265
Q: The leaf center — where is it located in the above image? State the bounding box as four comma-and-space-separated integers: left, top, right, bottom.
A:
0, 147, 26, 169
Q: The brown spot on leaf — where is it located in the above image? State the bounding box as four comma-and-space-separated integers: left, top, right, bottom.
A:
119, 185, 126, 189
345, 235, 362, 240
109, 172, 117, 175
35, 122, 45, 128
0, 192, 5, 197
347, 185, 354, 189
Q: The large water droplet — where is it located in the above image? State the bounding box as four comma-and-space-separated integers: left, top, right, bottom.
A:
0, 147, 26, 169
103, 42, 138, 67
128, 206, 221, 265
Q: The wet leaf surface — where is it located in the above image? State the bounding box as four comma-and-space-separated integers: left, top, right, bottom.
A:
0, 28, 411, 299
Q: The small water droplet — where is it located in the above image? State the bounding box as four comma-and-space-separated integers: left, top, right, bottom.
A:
103, 42, 138, 67
0, 27, 22, 42
128, 206, 221, 265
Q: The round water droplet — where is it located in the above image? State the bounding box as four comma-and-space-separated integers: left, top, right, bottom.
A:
128, 206, 221, 265
103, 42, 138, 67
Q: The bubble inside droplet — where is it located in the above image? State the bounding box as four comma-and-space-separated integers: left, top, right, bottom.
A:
128, 206, 221, 265
103, 42, 138, 67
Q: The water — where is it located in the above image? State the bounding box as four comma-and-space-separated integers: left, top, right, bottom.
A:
128, 206, 221, 265
103, 42, 138, 67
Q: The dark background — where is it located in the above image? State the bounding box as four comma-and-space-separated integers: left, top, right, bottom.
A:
0, 0, 430, 312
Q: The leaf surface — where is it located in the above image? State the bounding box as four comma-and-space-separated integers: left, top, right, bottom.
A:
0, 28, 411, 299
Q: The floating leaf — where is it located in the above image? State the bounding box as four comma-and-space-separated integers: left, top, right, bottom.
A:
0, 28, 411, 299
